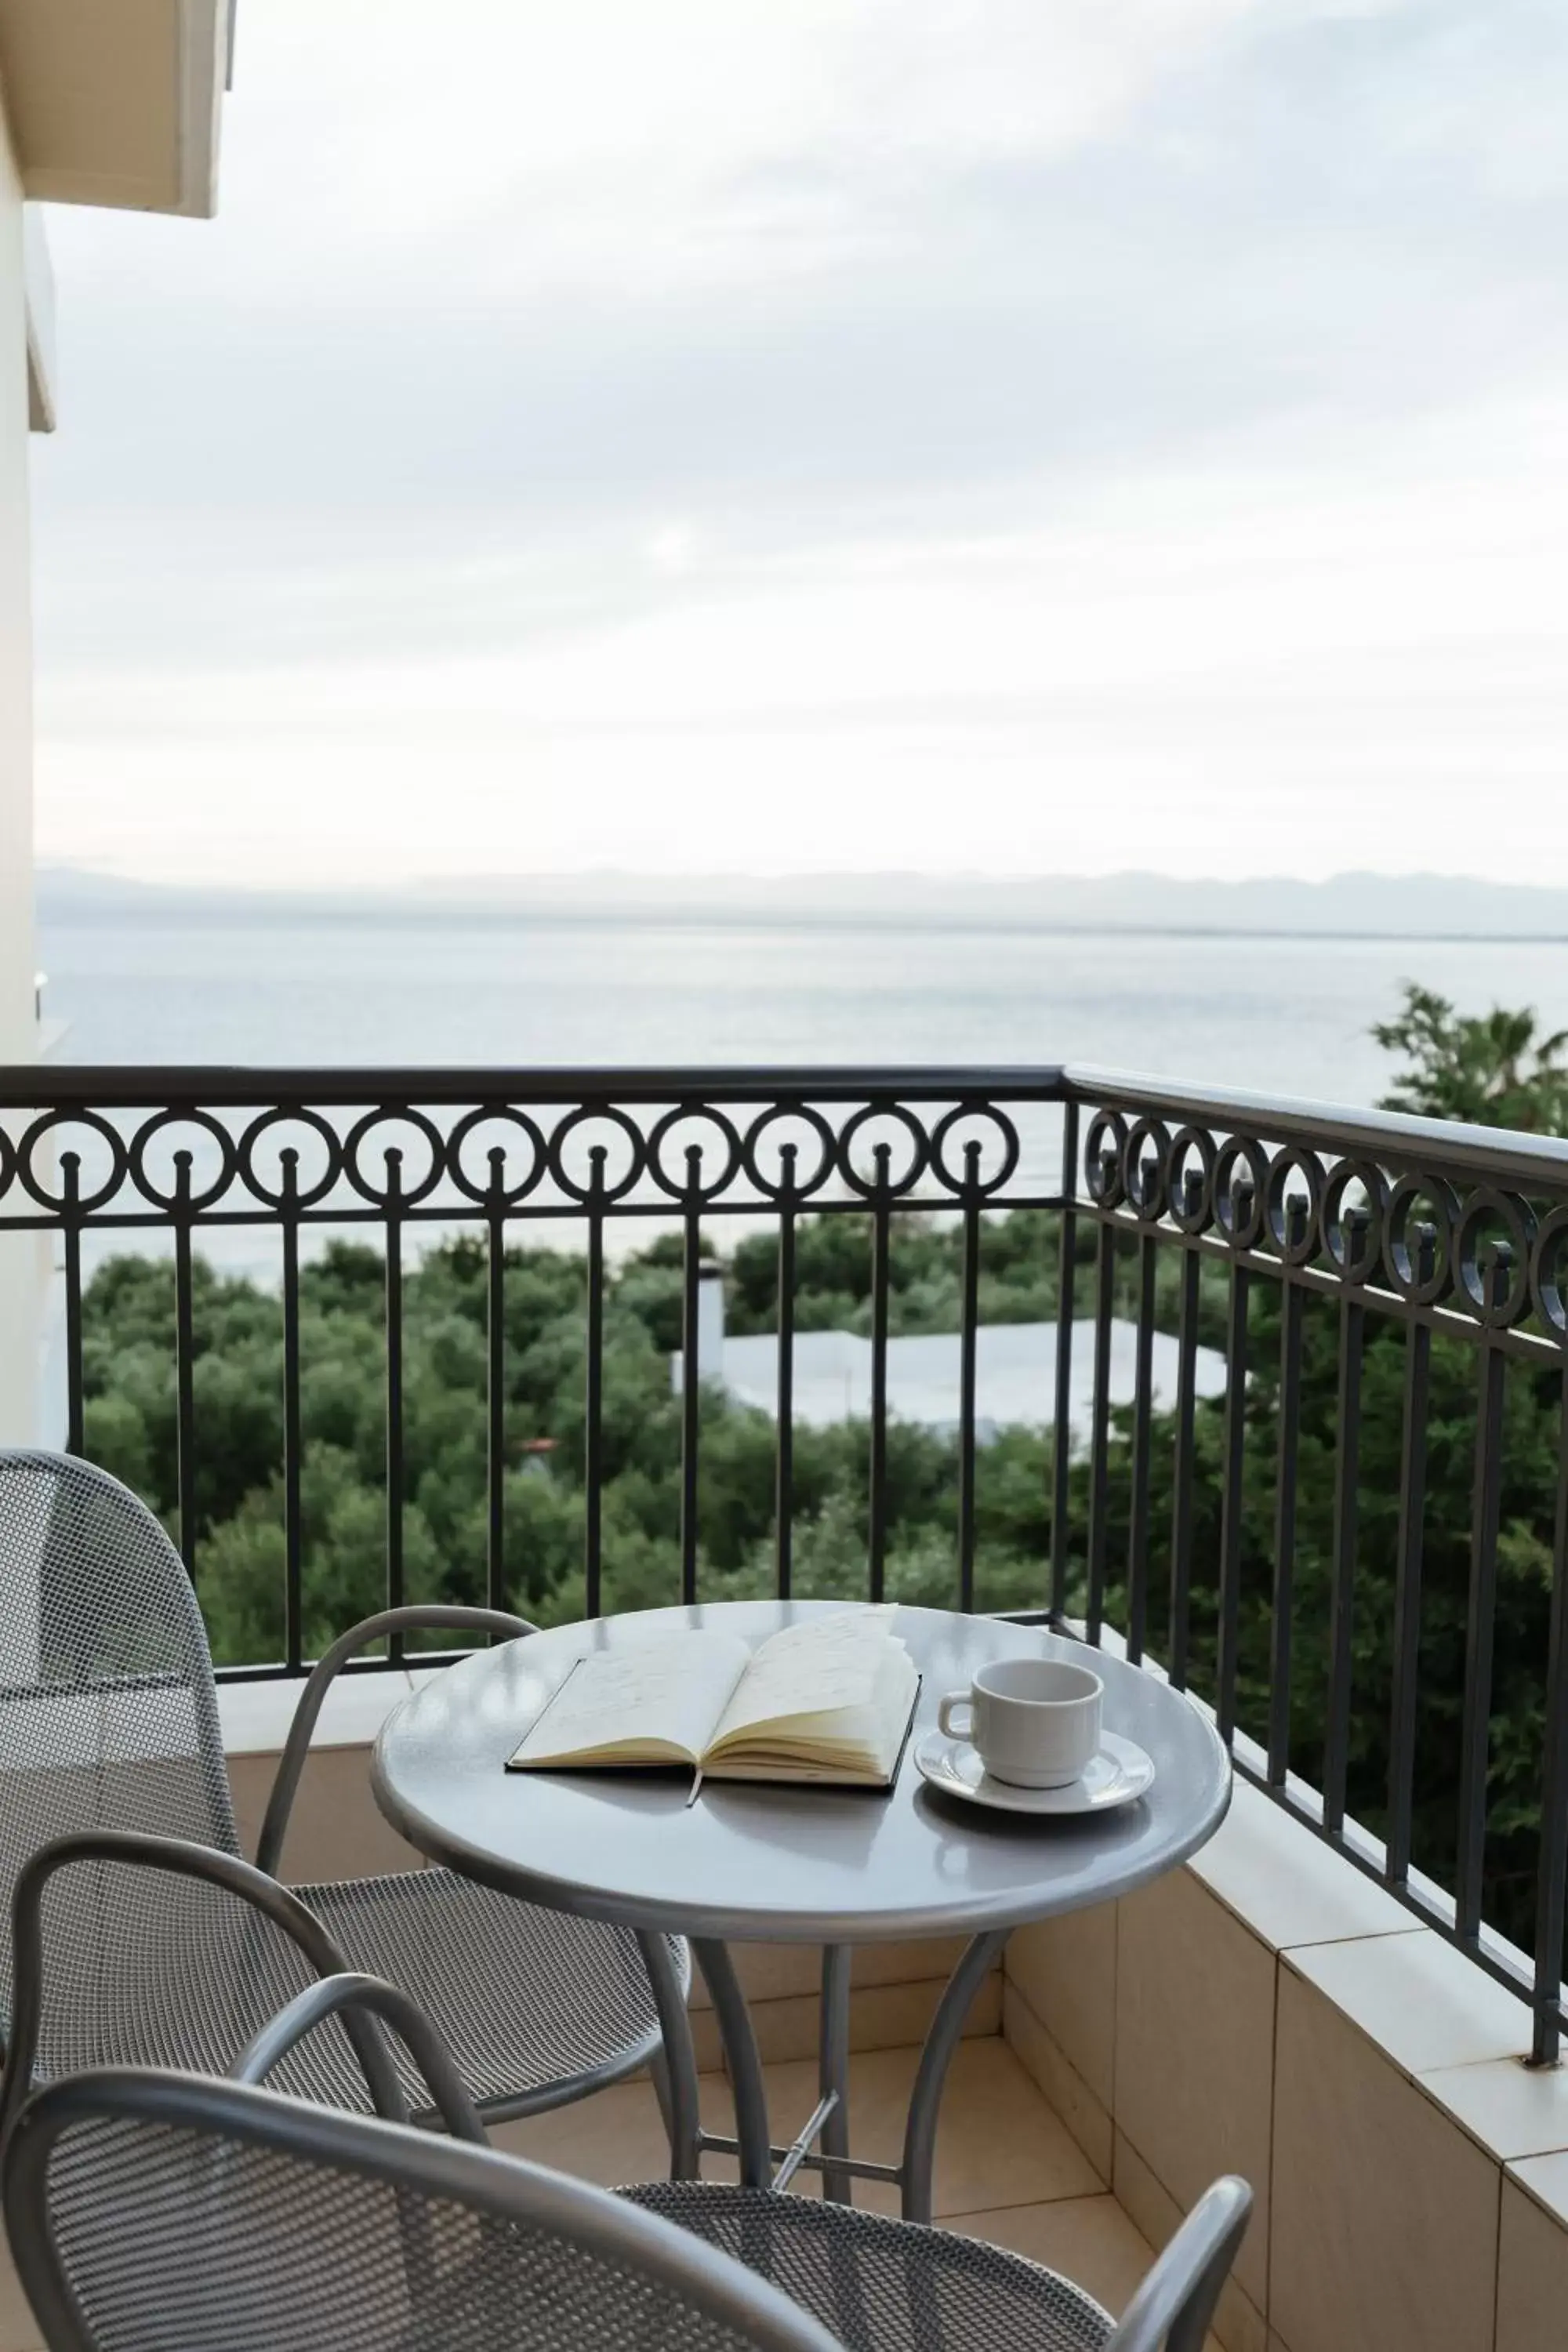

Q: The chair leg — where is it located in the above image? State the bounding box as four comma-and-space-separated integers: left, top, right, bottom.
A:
638, 1934, 702, 2180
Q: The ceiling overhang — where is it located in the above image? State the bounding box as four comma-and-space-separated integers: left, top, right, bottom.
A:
0, 0, 229, 220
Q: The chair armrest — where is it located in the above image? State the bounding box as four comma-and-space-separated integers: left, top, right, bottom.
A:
231, 1972, 488, 2143
1106, 2175, 1253, 2352
0, 1830, 403, 2143
257, 1606, 535, 1878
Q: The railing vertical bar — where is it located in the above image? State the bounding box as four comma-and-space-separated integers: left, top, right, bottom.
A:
61, 1156, 84, 1458
679, 1162, 702, 1608
584, 1152, 606, 1618
1049, 1102, 1080, 1624
957, 1153, 981, 1613
1530, 1363, 1568, 2066
869, 1162, 891, 1606
1323, 1210, 1367, 1835
280, 1154, 303, 1675
1268, 1200, 1308, 1788
1085, 1201, 1116, 1644
1456, 1250, 1512, 1944
1385, 1228, 1434, 1889
775, 1159, 797, 1602
485, 1157, 506, 1617
1125, 1229, 1156, 1664
384, 1152, 405, 1660
1167, 1185, 1202, 1692
173, 1155, 197, 1576
1216, 1188, 1254, 1744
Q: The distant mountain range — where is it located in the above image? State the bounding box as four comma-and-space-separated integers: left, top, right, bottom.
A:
35, 865, 1568, 941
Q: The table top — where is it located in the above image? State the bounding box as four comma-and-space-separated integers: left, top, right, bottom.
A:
372, 1601, 1231, 1944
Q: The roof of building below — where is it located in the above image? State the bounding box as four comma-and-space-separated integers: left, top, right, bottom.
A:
673, 1319, 1229, 1444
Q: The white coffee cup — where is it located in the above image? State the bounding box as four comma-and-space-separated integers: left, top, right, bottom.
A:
936, 1657, 1104, 1788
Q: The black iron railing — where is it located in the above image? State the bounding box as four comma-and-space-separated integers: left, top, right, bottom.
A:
3, 1062, 1568, 2060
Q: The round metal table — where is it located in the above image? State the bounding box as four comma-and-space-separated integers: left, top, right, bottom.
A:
373, 1601, 1229, 2217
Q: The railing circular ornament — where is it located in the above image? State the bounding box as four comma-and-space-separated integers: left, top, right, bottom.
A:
1212, 1138, 1269, 1250
739, 1105, 837, 1203
1383, 1174, 1458, 1306
1265, 1148, 1325, 1265
1167, 1127, 1217, 1232
1530, 1205, 1568, 1345
545, 1105, 647, 1205
446, 1106, 549, 1207
837, 1103, 929, 1200
16, 1110, 130, 1217
645, 1104, 744, 1203
0, 1123, 13, 1207
341, 1106, 448, 1210
1083, 1111, 1128, 1209
1319, 1159, 1387, 1279
127, 1109, 239, 1215
929, 1102, 1021, 1200
1123, 1119, 1171, 1221
1454, 1186, 1536, 1327
238, 1106, 345, 1211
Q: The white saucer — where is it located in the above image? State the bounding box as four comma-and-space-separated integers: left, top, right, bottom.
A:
914, 1730, 1156, 1816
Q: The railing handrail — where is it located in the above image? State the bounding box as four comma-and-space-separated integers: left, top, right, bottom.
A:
1062, 1062, 1568, 1188
0, 1064, 1069, 1109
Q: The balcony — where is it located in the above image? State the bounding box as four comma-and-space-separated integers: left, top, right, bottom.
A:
4, 1059, 1568, 2352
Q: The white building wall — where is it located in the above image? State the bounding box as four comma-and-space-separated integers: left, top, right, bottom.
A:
0, 68, 42, 1444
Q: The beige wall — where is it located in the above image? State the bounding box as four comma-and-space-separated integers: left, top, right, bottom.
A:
0, 66, 40, 1443
0, 79, 32, 1063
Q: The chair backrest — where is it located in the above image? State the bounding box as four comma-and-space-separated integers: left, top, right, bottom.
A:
0, 1453, 239, 2047
2, 2067, 846, 2352
1107, 2175, 1253, 2352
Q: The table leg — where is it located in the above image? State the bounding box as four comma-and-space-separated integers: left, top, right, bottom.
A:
818, 1944, 853, 2203
638, 1931, 702, 2180
899, 1927, 1009, 2223
693, 1939, 771, 2187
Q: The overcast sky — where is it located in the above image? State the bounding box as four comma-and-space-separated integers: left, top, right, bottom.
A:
28, 0, 1568, 887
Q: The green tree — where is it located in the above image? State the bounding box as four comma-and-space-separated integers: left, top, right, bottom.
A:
1374, 985, 1568, 1134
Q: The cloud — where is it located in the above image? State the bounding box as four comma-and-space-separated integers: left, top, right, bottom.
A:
27, 0, 1568, 883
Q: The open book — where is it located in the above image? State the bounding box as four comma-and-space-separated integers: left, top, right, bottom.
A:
506, 1609, 920, 1789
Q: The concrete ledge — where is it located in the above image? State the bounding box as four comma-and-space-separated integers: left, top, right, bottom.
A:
216, 1668, 411, 1754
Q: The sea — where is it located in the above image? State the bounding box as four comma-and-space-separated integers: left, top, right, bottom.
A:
38, 901, 1568, 1102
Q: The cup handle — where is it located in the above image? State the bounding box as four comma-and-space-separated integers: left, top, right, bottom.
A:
937, 1693, 974, 1741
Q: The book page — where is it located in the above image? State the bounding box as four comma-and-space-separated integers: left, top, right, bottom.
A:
707, 1608, 903, 1746
507, 1631, 750, 1769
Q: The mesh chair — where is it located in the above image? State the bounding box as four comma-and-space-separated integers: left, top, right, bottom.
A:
238, 1976, 1252, 2352
2, 2066, 840, 2352
0, 1450, 694, 2153
623, 2181, 1251, 2352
